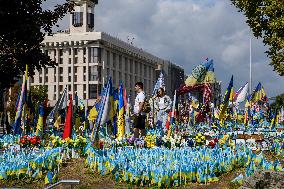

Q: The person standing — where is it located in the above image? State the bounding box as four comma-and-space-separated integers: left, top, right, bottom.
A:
154, 88, 172, 131
133, 82, 146, 138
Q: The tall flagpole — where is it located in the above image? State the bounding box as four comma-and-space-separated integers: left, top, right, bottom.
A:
249, 38, 252, 95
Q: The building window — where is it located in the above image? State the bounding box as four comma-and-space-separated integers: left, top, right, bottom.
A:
83, 84, 86, 91
54, 85, 56, 92
87, 13, 94, 28
68, 76, 71, 82
59, 85, 63, 92
72, 12, 83, 27
59, 58, 63, 64
119, 55, 122, 70
45, 69, 48, 75
89, 47, 101, 63
74, 48, 78, 55
68, 84, 71, 91
83, 66, 86, 73
107, 50, 110, 65
144, 65, 147, 77
45, 76, 48, 83
74, 84, 77, 91
83, 48, 86, 55
83, 57, 86, 63
135, 61, 138, 74
30, 76, 34, 83
69, 58, 71, 64
39, 76, 42, 83
89, 84, 97, 99
59, 67, 63, 74
83, 75, 86, 81
74, 75, 77, 82
74, 67, 77, 74
59, 76, 63, 82
68, 67, 71, 74
113, 53, 116, 68
69, 48, 71, 55
59, 49, 63, 56
130, 75, 133, 87
130, 59, 133, 73
124, 73, 127, 86
119, 72, 122, 82
98, 66, 101, 81
89, 66, 98, 81
107, 68, 110, 77
74, 57, 78, 64
125, 57, 128, 72
53, 94, 56, 100
113, 70, 116, 84
54, 49, 56, 56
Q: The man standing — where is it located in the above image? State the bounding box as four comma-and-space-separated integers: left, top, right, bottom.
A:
133, 82, 146, 138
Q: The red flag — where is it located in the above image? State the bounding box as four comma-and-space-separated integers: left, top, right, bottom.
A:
63, 95, 73, 140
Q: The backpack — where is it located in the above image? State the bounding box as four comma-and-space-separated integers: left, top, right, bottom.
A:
142, 93, 151, 113
142, 98, 151, 113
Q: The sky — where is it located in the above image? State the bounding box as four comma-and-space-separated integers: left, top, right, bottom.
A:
45, 0, 284, 98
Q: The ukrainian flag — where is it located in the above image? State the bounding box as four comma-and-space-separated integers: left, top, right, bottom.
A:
219, 75, 233, 122
117, 82, 125, 138
88, 101, 100, 121
44, 171, 55, 184
250, 82, 268, 103
13, 64, 28, 135
54, 113, 61, 129
185, 59, 216, 87
36, 104, 45, 136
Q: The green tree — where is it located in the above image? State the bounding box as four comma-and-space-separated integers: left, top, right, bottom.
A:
6, 84, 48, 123
30, 85, 48, 111
0, 0, 74, 89
231, 0, 284, 76
6, 83, 20, 122
271, 93, 284, 110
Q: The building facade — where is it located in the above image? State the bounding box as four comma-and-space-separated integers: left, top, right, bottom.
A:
29, 0, 183, 106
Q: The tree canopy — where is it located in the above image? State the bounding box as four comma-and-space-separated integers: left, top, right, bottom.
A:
271, 93, 284, 110
231, 0, 284, 76
0, 0, 74, 89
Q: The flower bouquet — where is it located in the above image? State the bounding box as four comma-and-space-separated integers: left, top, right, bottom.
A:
19, 135, 41, 148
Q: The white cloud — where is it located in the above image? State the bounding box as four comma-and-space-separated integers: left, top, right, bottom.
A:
48, 0, 284, 97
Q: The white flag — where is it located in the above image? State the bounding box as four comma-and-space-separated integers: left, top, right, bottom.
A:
235, 82, 249, 103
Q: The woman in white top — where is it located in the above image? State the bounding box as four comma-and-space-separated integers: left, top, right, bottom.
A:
154, 88, 172, 130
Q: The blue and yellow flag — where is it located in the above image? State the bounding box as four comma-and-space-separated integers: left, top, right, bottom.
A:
185, 59, 216, 87
13, 65, 28, 135
249, 82, 268, 103
44, 171, 56, 184
36, 104, 44, 136
117, 82, 125, 138
219, 75, 233, 122
88, 102, 100, 121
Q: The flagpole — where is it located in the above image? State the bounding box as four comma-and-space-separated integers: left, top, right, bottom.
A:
249, 38, 252, 95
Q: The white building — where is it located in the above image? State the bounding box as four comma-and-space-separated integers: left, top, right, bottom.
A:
30, 0, 176, 106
